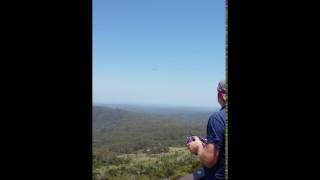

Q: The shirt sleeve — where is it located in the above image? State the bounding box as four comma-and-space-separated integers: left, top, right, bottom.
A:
206, 113, 224, 150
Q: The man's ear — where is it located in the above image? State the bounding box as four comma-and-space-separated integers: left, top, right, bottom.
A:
222, 93, 227, 102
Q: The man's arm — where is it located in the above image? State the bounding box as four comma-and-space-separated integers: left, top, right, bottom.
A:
197, 142, 219, 168
187, 136, 220, 168
187, 112, 224, 168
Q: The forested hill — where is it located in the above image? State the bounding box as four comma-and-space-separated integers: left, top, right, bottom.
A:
93, 105, 213, 127
93, 105, 211, 153
93, 105, 211, 179
93, 106, 150, 130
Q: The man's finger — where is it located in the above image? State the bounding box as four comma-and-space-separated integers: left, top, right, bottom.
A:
193, 136, 200, 141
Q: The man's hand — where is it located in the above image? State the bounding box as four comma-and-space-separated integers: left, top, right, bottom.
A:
187, 136, 204, 155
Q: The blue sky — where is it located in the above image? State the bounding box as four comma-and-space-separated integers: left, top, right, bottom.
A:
93, 0, 225, 108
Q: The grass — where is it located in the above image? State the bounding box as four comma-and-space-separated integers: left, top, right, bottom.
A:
93, 147, 202, 180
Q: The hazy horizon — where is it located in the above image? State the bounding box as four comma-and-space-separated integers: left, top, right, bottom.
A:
93, 101, 219, 111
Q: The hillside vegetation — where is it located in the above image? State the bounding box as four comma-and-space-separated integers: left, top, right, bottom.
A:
93, 105, 211, 180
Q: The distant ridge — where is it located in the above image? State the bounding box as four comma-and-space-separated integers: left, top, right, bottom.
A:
92, 105, 210, 153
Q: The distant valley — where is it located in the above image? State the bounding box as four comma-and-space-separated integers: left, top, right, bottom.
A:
93, 105, 215, 180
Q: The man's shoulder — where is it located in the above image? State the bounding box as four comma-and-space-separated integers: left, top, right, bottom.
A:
208, 108, 226, 125
209, 108, 226, 120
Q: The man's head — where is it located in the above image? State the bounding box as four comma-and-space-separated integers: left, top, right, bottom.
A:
217, 80, 227, 107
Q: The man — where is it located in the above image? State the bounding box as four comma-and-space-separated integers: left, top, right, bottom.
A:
187, 80, 227, 180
